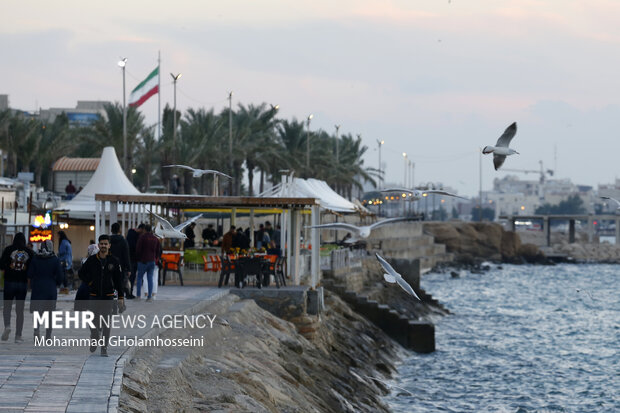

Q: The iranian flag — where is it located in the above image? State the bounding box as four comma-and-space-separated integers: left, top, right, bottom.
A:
128, 66, 159, 107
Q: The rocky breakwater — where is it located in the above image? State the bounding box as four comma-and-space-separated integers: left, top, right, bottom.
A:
423, 222, 547, 265
549, 240, 620, 263
119, 294, 401, 413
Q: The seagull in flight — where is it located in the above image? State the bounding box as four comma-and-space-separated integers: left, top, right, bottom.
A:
375, 253, 421, 300
148, 210, 203, 239
381, 187, 466, 201
363, 375, 413, 397
482, 122, 519, 170
305, 217, 411, 243
600, 196, 620, 210
163, 165, 232, 179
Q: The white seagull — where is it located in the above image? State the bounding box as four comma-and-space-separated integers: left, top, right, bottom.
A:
381, 187, 466, 201
600, 196, 620, 210
163, 165, 232, 179
375, 253, 421, 300
305, 217, 411, 243
482, 122, 519, 170
148, 210, 203, 239
363, 375, 413, 397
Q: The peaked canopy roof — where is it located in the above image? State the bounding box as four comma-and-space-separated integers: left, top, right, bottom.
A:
57, 146, 141, 215
259, 177, 370, 214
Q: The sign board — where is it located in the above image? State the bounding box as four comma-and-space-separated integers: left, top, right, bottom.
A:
17, 172, 34, 182
30, 228, 52, 243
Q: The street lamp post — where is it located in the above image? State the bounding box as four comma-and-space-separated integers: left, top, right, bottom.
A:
335, 125, 341, 163
402, 152, 408, 187
305, 114, 313, 176
228, 91, 233, 195
170, 73, 182, 165
377, 139, 384, 188
118, 58, 127, 175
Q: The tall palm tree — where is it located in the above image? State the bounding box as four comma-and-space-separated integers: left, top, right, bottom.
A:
235, 103, 281, 196
134, 125, 161, 191
177, 108, 225, 194
332, 133, 377, 198
79, 103, 145, 169
276, 119, 306, 177
35, 113, 77, 188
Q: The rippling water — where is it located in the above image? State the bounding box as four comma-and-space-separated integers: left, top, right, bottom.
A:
386, 264, 619, 413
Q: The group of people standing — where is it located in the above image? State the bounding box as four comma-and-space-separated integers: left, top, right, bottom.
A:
0, 223, 162, 356
221, 221, 281, 254
1, 232, 73, 343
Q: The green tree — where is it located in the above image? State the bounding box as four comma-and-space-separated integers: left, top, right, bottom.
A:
535, 194, 586, 215
78, 103, 145, 172
472, 206, 495, 221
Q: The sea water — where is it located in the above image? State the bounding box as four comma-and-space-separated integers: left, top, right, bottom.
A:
386, 264, 619, 412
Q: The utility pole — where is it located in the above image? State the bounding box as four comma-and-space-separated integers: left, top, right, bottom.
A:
228, 91, 233, 195
335, 125, 341, 163
118, 58, 127, 175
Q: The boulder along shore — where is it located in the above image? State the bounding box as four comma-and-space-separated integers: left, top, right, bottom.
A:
423, 222, 548, 266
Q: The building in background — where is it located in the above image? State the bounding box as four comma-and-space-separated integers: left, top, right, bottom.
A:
52, 156, 100, 196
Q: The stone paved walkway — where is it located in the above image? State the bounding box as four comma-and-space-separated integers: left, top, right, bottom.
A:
0, 286, 230, 412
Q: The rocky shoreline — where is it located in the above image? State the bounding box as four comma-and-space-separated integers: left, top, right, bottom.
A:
120, 293, 405, 413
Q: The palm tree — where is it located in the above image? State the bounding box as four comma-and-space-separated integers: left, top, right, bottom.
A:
331, 133, 377, 198
35, 113, 77, 188
4, 114, 42, 175
276, 119, 306, 177
134, 125, 161, 191
178, 108, 225, 194
234, 103, 281, 196
78, 103, 145, 169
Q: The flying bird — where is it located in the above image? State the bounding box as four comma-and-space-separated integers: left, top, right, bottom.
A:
600, 196, 620, 210
380, 187, 466, 201
163, 165, 232, 179
148, 210, 203, 239
305, 217, 411, 243
375, 253, 421, 300
482, 122, 519, 170
363, 375, 413, 397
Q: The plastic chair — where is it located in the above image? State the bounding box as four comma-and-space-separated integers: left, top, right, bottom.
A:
161, 253, 183, 286
218, 255, 235, 288
275, 256, 287, 287
211, 255, 222, 272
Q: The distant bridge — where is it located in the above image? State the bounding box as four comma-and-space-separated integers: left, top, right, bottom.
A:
498, 214, 620, 246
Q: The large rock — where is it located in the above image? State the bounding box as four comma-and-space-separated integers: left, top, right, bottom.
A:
424, 222, 539, 264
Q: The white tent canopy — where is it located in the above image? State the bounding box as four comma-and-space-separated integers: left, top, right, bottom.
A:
56, 146, 141, 217
259, 177, 368, 214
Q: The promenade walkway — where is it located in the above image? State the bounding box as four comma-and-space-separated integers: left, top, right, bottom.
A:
0, 285, 229, 412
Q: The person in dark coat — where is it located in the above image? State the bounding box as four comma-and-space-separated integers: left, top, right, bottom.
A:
28, 240, 63, 340
183, 222, 196, 249
78, 234, 125, 356
201, 224, 217, 247
110, 223, 131, 298
125, 224, 145, 299
0, 232, 33, 343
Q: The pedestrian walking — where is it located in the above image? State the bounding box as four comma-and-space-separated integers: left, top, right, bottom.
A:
135, 224, 161, 302
28, 240, 63, 340
126, 223, 145, 298
57, 231, 73, 290
109, 223, 131, 298
78, 235, 125, 356
0, 233, 33, 343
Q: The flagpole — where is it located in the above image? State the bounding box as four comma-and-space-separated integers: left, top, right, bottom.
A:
158, 50, 161, 140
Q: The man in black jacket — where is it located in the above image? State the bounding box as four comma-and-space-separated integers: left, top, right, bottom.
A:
0, 233, 33, 343
110, 223, 132, 298
78, 234, 125, 356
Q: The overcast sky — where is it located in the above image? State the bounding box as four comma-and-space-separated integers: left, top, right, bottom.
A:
3, 1, 620, 197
